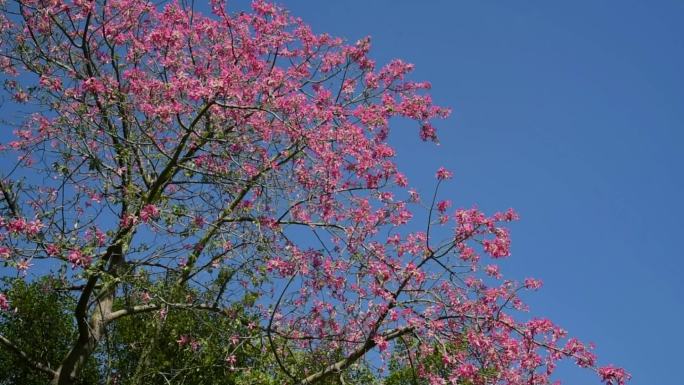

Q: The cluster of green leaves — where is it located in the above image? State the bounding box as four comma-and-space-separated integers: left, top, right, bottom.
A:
0, 278, 445, 385
0, 278, 98, 385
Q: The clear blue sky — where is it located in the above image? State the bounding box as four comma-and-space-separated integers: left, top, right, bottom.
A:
275, 1, 682, 384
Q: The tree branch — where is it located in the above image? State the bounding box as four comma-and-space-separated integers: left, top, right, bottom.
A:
296, 327, 415, 385
0, 178, 20, 217
105, 302, 229, 324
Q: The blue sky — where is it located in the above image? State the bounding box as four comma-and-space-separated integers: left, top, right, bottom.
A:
275, 1, 683, 384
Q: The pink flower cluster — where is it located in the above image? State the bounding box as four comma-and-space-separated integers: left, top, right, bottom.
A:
176, 334, 200, 351
67, 249, 92, 269
598, 365, 631, 385
139, 204, 160, 223
2, 217, 44, 236
436, 166, 453, 180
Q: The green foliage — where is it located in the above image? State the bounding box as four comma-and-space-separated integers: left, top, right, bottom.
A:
0, 278, 421, 385
0, 278, 98, 385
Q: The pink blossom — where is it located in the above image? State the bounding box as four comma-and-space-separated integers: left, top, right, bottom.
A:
94, 229, 106, 246
408, 189, 420, 202
26, 219, 44, 235
0, 293, 9, 311
373, 335, 388, 352
494, 208, 520, 222
17, 258, 32, 273
225, 354, 237, 370
88, 191, 103, 203
193, 215, 206, 228
45, 244, 60, 256
176, 334, 192, 347
524, 278, 544, 290
420, 122, 438, 142
455, 363, 478, 380
598, 365, 630, 385
394, 172, 408, 187
8, 218, 26, 233
435, 166, 453, 180
140, 204, 160, 222
564, 338, 597, 367
82, 77, 106, 94
436, 199, 452, 213
121, 214, 138, 228
39, 75, 62, 91
12, 91, 29, 103
68, 249, 92, 269
485, 264, 502, 279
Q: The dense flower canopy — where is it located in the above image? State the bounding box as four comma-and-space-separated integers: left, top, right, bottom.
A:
0, 0, 628, 384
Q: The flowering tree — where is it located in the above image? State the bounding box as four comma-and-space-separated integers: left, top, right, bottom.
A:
0, 0, 628, 384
